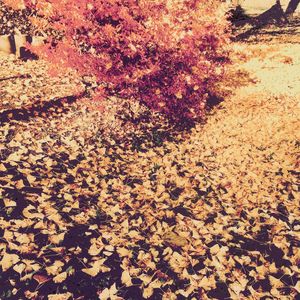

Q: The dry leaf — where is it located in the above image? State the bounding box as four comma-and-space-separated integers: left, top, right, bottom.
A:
24, 291, 38, 299
163, 231, 188, 247
88, 243, 102, 256
82, 259, 106, 277
23, 205, 44, 219
3, 199, 17, 207
99, 288, 110, 300
121, 270, 132, 287
13, 263, 26, 274
27, 174, 36, 185
0, 164, 7, 171
48, 292, 72, 300
117, 247, 130, 257
49, 233, 65, 245
7, 152, 21, 162
33, 274, 50, 284
0, 252, 20, 271
143, 286, 154, 299
99, 283, 118, 300
46, 261, 64, 276
15, 234, 31, 245
53, 272, 67, 283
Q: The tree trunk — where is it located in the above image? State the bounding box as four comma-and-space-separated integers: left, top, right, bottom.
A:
253, 0, 287, 25
285, 0, 300, 15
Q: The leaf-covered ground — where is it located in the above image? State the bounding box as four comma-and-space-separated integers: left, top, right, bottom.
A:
0, 27, 300, 300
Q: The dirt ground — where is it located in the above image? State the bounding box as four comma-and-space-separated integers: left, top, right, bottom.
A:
0, 20, 299, 300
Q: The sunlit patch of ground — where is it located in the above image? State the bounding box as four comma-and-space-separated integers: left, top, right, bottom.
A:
0, 25, 299, 300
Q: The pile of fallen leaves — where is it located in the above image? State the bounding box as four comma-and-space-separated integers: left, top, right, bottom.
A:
0, 29, 300, 300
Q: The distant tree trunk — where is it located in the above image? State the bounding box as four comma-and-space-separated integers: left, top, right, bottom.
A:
286, 0, 300, 16
253, 0, 287, 25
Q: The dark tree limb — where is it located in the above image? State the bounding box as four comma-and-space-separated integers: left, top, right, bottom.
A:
0, 74, 31, 82
286, 0, 300, 15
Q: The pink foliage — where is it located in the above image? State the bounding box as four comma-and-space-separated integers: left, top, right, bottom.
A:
5, 0, 231, 120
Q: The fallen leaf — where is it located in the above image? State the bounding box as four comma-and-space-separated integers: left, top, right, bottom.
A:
13, 263, 26, 274
88, 243, 102, 256
99, 283, 118, 300
46, 261, 64, 276
53, 272, 67, 283
24, 291, 38, 299
23, 205, 44, 219
27, 174, 36, 185
163, 231, 188, 247
49, 233, 65, 245
0, 164, 7, 171
48, 292, 72, 300
143, 286, 154, 299
3, 199, 16, 207
33, 274, 50, 284
121, 270, 132, 287
0, 252, 20, 271
82, 259, 107, 277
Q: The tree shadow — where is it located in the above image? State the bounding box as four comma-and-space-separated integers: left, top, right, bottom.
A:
0, 93, 84, 125
232, 3, 300, 42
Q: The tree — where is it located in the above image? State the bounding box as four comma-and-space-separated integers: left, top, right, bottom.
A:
229, 0, 300, 29
3, 0, 231, 121
286, 0, 300, 16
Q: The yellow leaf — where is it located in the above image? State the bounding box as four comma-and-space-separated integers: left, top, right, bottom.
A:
140, 274, 152, 285
105, 245, 114, 252
71, 201, 79, 209
64, 194, 73, 201
15, 234, 31, 244
210, 244, 220, 255
3, 199, 16, 207
199, 276, 215, 290
149, 279, 162, 289
23, 205, 44, 219
0, 164, 7, 171
99, 288, 110, 300
121, 270, 132, 287
128, 230, 140, 239
46, 261, 64, 276
175, 92, 183, 99
49, 233, 65, 245
82, 259, 106, 277
13, 263, 26, 274
15, 180, 25, 189
53, 272, 67, 283
20, 273, 33, 282
27, 174, 36, 185
48, 292, 72, 300
117, 247, 130, 257
24, 291, 38, 299
7, 152, 21, 162
230, 282, 244, 296
88, 243, 102, 256
0, 252, 20, 271
89, 224, 98, 230
163, 231, 188, 247
269, 275, 284, 288
143, 286, 154, 299
121, 220, 129, 233
99, 283, 118, 300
